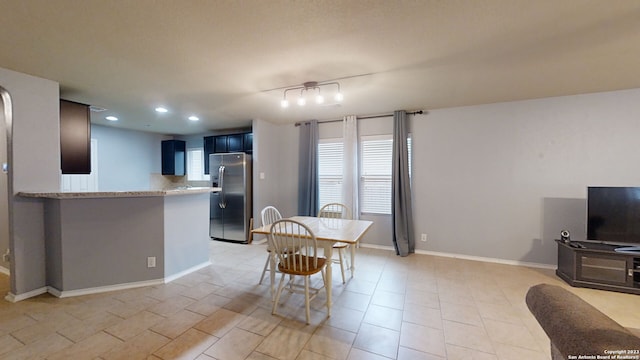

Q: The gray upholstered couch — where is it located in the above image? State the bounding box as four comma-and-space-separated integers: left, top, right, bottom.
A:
526, 284, 640, 360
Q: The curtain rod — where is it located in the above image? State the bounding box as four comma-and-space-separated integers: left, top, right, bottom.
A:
294, 110, 425, 127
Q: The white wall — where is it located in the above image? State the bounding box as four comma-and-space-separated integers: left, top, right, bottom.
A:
312, 89, 640, 265
252, 119, 299, 234
411, 88, 640, 265
0, 67, 60, 296
91, 125, 168, 191
163, 193, 210, 276
1, 69, 60, 193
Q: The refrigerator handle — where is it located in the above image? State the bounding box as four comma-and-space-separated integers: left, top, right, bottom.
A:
219, 165, 226, 208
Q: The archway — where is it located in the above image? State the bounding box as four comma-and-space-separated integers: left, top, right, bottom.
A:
0, 86, 13, 296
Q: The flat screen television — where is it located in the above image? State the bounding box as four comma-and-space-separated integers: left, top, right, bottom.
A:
587, 186, 640, 247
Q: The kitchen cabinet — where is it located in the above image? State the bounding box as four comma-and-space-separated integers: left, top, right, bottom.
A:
214, 136, 228, 153
204, 131, 252, 174
60, 99, 91, 174
243, 132, 253, 153
162, 140, 186, 176
204, 136, 214, 174
227, 134, 244, 152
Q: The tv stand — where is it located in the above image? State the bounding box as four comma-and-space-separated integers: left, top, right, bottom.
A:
556, 240, 640, 295
615, 246, 640, 254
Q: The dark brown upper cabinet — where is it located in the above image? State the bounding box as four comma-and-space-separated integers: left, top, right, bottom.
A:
161, 140, 186, 176
214, 135, 228, 153
60, 99, 91, 174
243, 132, 253, 153
203, 131, 252, 174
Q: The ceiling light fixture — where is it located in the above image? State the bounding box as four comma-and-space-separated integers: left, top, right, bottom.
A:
105, 116, 118, 121
188, 115, 199, 121
281, 81, 342, 108
90, 105, 107, 112
155, 106, 168, 113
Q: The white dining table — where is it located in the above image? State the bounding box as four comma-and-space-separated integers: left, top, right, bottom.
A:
252, 216, 373, 315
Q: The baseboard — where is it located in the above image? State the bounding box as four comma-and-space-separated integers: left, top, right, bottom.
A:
4, 286, 48, 303
46, 261, 213, 298
164, 261, 212, 283
359, 243, 556, 269
251, 238, 267, 245
48, 279, 165, 298
0, 265, 9, 276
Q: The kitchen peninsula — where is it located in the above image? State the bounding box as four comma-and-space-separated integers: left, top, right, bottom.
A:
18, 187, 220, 297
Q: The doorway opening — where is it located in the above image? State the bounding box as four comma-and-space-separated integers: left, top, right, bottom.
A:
1, 86, 13, 297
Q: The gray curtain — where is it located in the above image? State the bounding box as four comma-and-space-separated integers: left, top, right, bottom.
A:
392, 110, 414, 256
298, 120, 319, 216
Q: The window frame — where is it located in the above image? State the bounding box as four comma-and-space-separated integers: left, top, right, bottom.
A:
186, 147, 210, 181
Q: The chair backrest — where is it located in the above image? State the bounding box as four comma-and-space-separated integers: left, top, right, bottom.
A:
318, 203, 352, 220
261, 206, 282, 226
269, 219, 320, 272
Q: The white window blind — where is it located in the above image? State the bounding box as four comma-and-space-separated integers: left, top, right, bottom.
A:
187, 148, 209, 181
360, 134, 412, 214
318, 139, 343, 209
360, 136, 393, 214
408, 136, 412, 179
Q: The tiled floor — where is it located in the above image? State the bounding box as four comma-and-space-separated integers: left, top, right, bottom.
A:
1, 240, 639, 360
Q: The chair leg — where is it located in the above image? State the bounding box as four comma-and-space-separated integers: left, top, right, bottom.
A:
272, 273, 286, 316
304, 275, 310, 325
322, 267, 330, 317
258, 254, 270, 285
338, 248, 346, 284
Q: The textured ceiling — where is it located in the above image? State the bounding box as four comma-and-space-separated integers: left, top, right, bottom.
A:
1, 0, 639, 135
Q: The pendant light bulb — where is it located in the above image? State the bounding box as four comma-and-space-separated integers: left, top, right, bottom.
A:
297, 88, 306, 106
280, 81, 343, 108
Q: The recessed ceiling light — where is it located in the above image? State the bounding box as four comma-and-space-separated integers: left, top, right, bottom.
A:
188, 115, 199, 121
105, 116, 118, 121
155, 107, 168, 113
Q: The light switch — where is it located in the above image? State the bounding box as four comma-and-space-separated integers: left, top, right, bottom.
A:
2, 163, 7, 173
259, 172, 265, 180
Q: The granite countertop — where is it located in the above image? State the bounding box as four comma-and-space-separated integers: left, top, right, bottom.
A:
18, 187, 222, 199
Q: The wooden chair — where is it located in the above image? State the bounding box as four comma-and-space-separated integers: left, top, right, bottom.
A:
258, 206, 283, 288
318, 202, 352, 283
269, 219, 328, 324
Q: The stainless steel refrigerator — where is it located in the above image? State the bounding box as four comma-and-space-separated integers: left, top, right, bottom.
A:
209, 153, 252, 243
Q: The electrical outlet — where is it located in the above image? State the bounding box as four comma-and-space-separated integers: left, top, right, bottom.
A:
147, 256, 156, 268
421, 233, 427, 242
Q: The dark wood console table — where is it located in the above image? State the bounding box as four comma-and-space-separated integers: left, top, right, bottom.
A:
556, 240, 640, 295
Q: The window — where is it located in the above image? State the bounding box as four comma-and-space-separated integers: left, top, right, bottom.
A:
187, 148, 210, 181
360, 135, 392, 214
318, 134, 411, 215
318, 138, 343, 208
360, 134, 412, 214
407, 135, 412, 178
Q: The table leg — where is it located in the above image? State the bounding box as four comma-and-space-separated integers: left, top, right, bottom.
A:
350, 242, 357, 278
269, 252, 276, 301
324, 242, 333, 317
